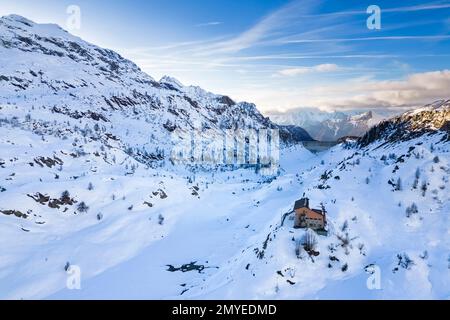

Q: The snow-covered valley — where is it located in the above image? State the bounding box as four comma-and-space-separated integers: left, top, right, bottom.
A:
1, 107, 449, 299
1, 14, 450, 300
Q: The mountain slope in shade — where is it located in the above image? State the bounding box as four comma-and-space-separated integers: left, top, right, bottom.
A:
268, 107, 399, 141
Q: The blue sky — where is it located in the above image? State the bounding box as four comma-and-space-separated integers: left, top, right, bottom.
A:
1, 0, 450, 112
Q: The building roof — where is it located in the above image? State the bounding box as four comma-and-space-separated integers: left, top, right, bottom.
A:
311, 209, 325, 216
294, 198, 309, 210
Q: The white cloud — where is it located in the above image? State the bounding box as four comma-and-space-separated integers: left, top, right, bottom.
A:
311, 70, 450, 109
314, 63, 340, 72
234, 70, 450, 113
277, 68, 310, 76
276, 63, 340, 76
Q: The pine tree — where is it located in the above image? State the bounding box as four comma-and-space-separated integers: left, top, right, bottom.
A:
421, 181, 428, 197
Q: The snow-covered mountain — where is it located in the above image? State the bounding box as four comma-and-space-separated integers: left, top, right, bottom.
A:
0, 14, 312, 166
358, 100, 450, 147
268, 107, 398, 141
1, 14, 449, 300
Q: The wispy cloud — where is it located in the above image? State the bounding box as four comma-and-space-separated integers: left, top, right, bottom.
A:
298, 1, 450, 17
384, 2, 450, 13
196, 21, 223, 27
194, 0, 321, 55
276, 64, 340, 76
120, 0, 450, 70
283, 35, 450, 44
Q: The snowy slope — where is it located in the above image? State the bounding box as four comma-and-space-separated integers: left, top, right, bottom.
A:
1, 100, 449, 299
0, 119, 314, 299
170, 104, 449, 300
187, 131, 450, 300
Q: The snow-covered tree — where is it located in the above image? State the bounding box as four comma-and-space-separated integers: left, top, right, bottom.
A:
302, 229, 318, 252
421, 181, 428, 197
406, 203, 418, 217
77, 202, 89, 213
396, 178, 402, 191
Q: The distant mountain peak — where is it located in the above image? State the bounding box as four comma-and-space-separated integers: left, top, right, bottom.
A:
268, 108, 396, 141
350, 111, 373, 122
2, 14, 35, 26
159, 76, 184, 91
0, 14, 71, 39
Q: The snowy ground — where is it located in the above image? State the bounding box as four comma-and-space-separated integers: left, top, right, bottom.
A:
1, 118, 449, 299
